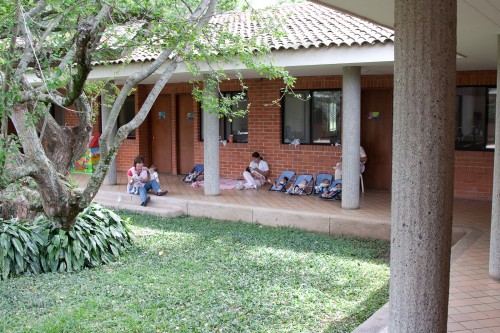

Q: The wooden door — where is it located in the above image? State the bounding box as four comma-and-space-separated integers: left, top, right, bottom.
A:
176, 94, 194, 174
360, 89, 393, 190
151, 95, 173, 173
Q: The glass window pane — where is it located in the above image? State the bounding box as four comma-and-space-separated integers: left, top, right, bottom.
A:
283, 91, 310, 144
486, 88, 497, 149
456, 87, 486, 150
117, 95, 136, 139
227, 97, 248, 143
312, 91, 341, 144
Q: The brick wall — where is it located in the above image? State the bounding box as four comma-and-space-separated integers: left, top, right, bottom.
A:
64, 105, 101, 139
110, 70, 496, 200
454, 151, 494, 200
114, 86, 153, 170
453, 71, 496, 200
191, 76, 345, 179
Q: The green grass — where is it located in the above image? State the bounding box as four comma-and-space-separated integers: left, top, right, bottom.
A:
0, 213, 390, 333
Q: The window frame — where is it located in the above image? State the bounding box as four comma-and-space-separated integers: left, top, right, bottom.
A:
199, 91, 249, 143
455, 85, 496, 151
281, 89, 342, 146
117, 95, 136, 140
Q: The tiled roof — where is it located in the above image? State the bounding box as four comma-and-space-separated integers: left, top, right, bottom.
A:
212, 2, 394, 50
103, 2, 394, 64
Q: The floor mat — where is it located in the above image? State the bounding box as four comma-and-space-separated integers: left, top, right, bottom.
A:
191, 179, 241, 190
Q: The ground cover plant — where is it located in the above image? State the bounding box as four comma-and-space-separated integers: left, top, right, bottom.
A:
0, 204, 134, 280
0, 213, 390, 333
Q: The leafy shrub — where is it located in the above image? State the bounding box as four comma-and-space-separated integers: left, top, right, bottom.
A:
0, 219, 47, 279
0, 204, 134, 280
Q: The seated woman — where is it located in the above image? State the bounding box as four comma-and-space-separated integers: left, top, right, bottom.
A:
127, 156, 167, 206
334, 146, 368, 180
241, 152, 270, 189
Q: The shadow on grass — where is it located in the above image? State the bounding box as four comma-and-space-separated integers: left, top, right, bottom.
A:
118, 211, 391, 332
119, 210, 390, 264
0, 210, 390, 333
324, 281, 390, 333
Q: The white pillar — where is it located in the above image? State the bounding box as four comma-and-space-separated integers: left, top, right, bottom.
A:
489, 35, 500, 280
389, 1, 456, 332
203, 75, 220, 196
102, 82, 117, 185
341, 66, 361, 210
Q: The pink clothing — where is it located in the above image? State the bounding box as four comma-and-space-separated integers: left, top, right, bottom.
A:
242, 159, 269, 189
243, 170, 266, 189
127, 167, 149, 182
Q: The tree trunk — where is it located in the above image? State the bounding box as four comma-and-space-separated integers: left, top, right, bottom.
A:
43, 122, 92, 175
9, 103, 90, 230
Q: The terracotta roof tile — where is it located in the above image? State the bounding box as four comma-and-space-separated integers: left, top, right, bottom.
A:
102, 2, 394, 65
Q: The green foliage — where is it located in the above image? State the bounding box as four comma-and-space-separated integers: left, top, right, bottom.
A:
2, 0, 299, 229
187, 7, 298, 118
0, 135, 21, 188
0, 204, 134, 280
0, 218, 47, 280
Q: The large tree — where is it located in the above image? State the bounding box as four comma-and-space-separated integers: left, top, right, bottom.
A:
0, 0, 294, 229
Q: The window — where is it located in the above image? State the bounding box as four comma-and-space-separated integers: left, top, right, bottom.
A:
117, 95, 136, 139
200, 92, 248, 143
283, 90, 341, 145
456, 87, 496, 150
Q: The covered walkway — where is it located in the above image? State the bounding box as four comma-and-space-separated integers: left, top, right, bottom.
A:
75, 173, 500, 332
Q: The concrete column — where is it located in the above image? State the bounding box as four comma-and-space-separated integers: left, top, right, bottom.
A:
489, 35, 500, 280
102, 82, 117, 185
203, 75, 220, 196
389, 1, 456, 332
341, 66, 361, 210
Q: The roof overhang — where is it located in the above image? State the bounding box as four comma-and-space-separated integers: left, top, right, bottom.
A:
311, 0, 500, 71
88, 42, 394, 84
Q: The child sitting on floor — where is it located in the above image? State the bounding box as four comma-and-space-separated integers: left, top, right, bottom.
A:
149, 164, 162, 190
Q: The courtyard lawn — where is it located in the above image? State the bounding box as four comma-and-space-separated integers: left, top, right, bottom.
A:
0, 213, 390, 333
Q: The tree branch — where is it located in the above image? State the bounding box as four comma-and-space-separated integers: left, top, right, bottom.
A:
85, 0, 220, 201
2, 0, 20, 142
99, 0, 216, 146
64, 5, 112, 106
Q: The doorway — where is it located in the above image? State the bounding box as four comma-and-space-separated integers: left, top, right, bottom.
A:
360, 89, 393, 190
151, 95, 173, 173
176, 94, 195, 174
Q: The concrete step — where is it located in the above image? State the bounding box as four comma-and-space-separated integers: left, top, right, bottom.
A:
93, 191, 185, 218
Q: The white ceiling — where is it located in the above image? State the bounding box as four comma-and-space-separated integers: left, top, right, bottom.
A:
312, 0, 500, 72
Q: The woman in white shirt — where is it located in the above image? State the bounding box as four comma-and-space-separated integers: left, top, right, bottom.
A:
241, 152, 270, 189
